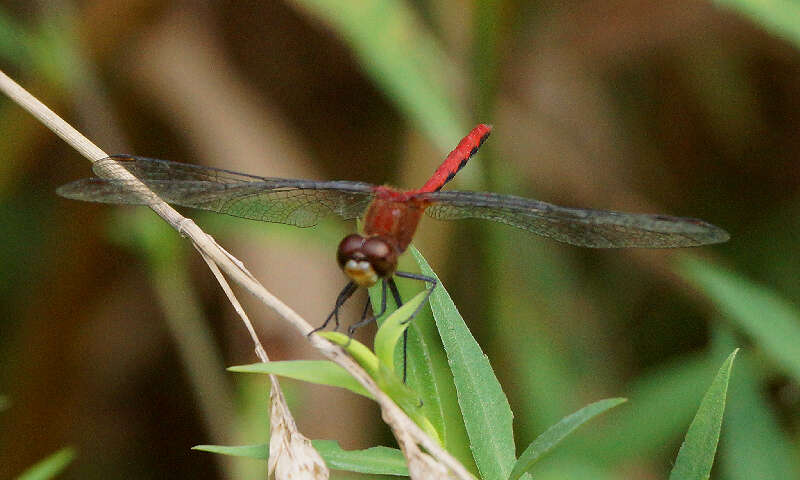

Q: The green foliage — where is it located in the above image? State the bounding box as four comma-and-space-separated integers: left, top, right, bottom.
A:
228, 360, 373, 399
669, 349, 738, 479
411, 248, 519, 480
194, 440, 408, 476
289, 0, 466, 150
713, 326, 800, 480
509, 398, 627, 480
715, 0, 800, 48
218, 251, 750, 479
368, 261, 475, 471
680, 256, 800, 382
16, 447, 76, 480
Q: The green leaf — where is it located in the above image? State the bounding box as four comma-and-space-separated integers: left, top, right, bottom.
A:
193, 443, 267, 459
287, 0, 465, 151
508, 398, 627, 480
668, 349, 739, 480
712, 326, 800, 480
679, 256, 800, 382
575, 353, 717, 464
194, 439, 409, 476
318, 332, 380, 377
318, 331, 436, 441
369, 258, 477, 472
714, 0, 800, 48
228, 360, 373, 399
412, 248, 517, 480
373, 289, 428, 371
0, 394, 8, 411
17, 447, 76, 480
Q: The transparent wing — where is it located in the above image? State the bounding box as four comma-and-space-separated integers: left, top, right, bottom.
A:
57, 155, 376, 227
422, 190, 729, 248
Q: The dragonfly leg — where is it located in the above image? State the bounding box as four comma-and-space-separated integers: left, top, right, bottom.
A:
346, 280, 388, 338
390, 272, 437, 383
393, 271, 437, 324
308, 281, 357, 336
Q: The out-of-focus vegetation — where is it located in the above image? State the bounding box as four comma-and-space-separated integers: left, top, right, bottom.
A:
1, 1, 799, 478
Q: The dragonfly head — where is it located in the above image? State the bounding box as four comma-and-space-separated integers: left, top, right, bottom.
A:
337, 234, 398, 287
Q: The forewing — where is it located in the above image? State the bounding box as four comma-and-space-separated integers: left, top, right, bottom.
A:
422, 190, 729, 248
57, 156, 375, 227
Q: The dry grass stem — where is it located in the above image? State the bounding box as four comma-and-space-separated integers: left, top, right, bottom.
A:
0, 69, 473, 479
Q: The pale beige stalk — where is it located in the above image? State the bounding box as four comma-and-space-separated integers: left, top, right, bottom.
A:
0, 70, 474, 479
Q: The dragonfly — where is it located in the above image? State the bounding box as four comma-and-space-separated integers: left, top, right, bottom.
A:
58, 124, 729, 378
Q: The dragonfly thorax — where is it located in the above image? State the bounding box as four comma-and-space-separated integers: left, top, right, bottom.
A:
336, 234, 399, 287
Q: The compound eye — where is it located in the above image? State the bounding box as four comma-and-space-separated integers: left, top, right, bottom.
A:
362, 237, 398, 278
337, 234, 365, 268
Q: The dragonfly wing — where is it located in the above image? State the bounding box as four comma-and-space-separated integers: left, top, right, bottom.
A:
423, 191, 729, 248
57, 156, 375, 227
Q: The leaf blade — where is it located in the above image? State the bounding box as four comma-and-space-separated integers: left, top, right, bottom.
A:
193, 440, 409, 476
287, 0, 466, 150
17, 447, 76, 480
668, 349, 739, 480
509, 398, 627, 480
228, 360, 373, 399
679, 257, 800, 382
412, 247, 517, 480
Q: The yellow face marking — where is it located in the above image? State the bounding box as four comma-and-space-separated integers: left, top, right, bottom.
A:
344, 259, 378, 287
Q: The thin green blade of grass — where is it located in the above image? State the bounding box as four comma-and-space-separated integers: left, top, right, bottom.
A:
228, 360, 373, 399
574, 353, 716, 464
714, 0, 800, 48
508, 398, 627, 480
287, 0, 465, 151
712, 325, 799, 480
412, 247, 518, 480
193, 440, 409, 476
668, 349, 739, 480
679, 256, 800, 382
17, 447, 76, 480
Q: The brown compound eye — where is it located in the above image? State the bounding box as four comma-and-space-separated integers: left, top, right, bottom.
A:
337, 234, 365, 268
362, 236, 398, 278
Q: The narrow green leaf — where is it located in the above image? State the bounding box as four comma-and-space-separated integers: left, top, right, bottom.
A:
193, 443, 267, 459
311, 440, 408, 476
509, 398, 627, 480
0, 394, 8, 411
228, 360, 373, 399
318, 332, 380, 377
575, 353, 717, 464
712, 326, 799, 480
679, 256, 800, 382
374, 289, 427, 371
318, 331, 435, 440
194, 440, 409, 476
17, 447, 76, 480
412, 248, 517, 480
714, 0, 800, 48
369, 259, 477, 473
669, 349, 739, 480
287, 0, 465, 150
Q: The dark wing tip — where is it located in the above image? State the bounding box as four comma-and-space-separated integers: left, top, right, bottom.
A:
701, 223, 730, 245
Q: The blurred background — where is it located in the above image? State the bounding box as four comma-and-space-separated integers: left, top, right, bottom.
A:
1, 0, 799, 478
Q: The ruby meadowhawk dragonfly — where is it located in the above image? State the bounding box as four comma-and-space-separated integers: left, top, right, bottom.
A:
58, 124, 729, 377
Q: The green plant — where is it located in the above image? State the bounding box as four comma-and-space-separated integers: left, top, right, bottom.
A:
199, 249, 738, 479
